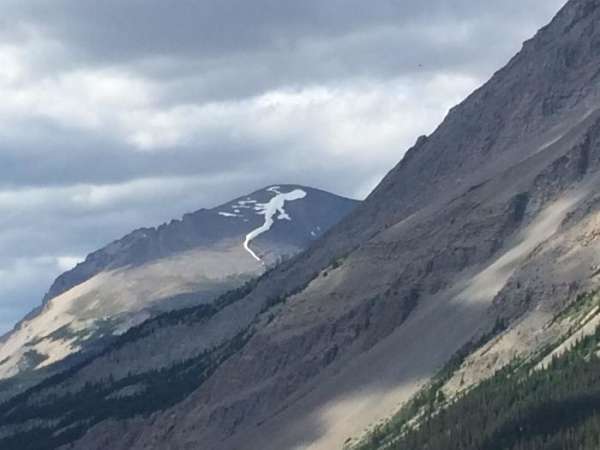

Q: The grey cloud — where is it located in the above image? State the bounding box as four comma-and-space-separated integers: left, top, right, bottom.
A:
0, 117, 370, 190
11, 0, 562, 59
3, 0, 565, 101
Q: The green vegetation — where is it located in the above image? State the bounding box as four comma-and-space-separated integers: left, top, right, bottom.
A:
115, 277, 259, 347
0, 262, 312, 450
0, 327, 252, 450
25, 318, 122, 363
551, 291, 600, 327
354, 325, 600, 450
20, 349, 49, 370
0, 276, 264, 450
259, 269, 320, 314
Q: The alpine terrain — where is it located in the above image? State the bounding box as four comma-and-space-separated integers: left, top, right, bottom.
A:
2, 0, 600, 449
0, 185, 358, 403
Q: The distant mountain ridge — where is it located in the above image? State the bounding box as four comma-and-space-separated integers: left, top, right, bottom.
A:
43, 184, 356, 303
0, 184, 358, 398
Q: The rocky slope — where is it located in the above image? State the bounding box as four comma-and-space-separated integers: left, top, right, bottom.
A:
0, 185, 358, 401
2, 0, 600, 449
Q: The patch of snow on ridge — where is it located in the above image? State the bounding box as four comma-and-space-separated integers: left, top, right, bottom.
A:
219, 199, 258, 218
243, 186, 307, 262
219, 212, 241, 218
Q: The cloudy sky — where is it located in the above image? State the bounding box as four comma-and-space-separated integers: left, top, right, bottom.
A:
0, 0, 566, 334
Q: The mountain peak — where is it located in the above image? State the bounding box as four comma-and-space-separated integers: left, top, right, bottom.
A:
42, 184, 357, 304
0, 185, 358, 395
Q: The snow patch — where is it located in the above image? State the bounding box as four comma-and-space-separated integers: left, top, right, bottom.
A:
219, 212, 241, 218
219, 199, 258, 218
237, 199, 257, 210
243, 186, 307, 262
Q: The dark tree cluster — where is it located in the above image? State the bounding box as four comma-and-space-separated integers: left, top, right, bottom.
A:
359, 326, 600, 450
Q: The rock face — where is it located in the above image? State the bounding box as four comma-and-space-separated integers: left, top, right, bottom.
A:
0, 185, 358, 399
2, 1, 600, 449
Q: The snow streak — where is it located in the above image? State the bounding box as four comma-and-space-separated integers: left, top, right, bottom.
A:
243, 187, 306, 262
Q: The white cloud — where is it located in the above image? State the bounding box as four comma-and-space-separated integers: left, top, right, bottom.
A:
56, 256, 82, 272
0, 65, 154, 133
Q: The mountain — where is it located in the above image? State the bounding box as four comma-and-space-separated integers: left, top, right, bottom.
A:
2, 0, 600, 449
0, 185, 358, 399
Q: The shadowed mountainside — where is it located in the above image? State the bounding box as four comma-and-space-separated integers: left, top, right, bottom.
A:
2, 1, 600, 449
